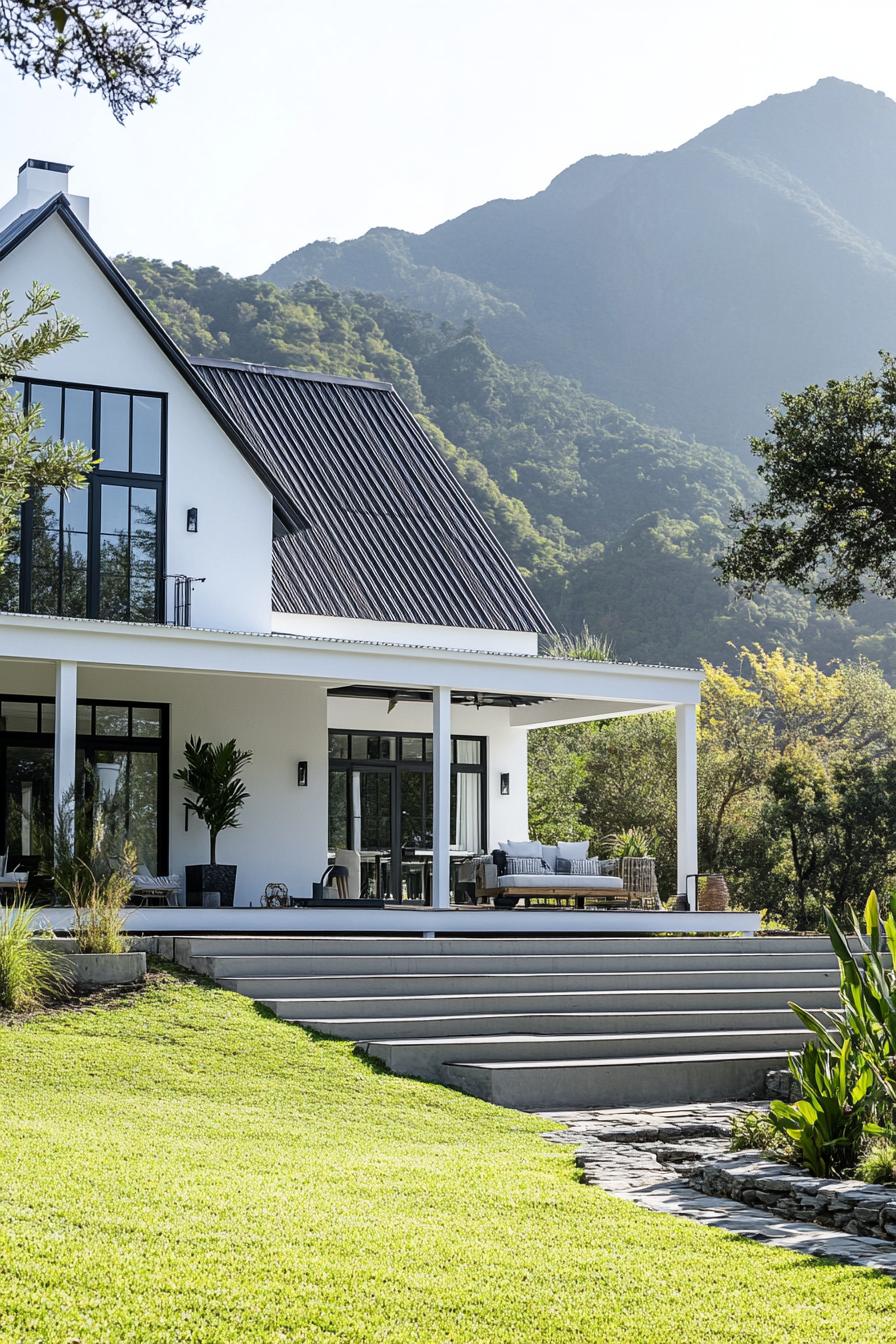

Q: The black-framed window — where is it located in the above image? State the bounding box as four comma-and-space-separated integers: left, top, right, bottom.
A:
328, 730, 486, 902
0, 695, 169, 876
0, 378, 166, 622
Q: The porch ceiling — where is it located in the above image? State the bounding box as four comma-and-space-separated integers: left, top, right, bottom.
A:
0, 612, 703, 711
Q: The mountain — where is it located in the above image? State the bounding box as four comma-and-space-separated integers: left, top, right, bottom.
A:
264, 78, 896, 455
117, 257, 896, 672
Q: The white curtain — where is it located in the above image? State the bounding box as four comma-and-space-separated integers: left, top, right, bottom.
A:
454, 742, 481, 853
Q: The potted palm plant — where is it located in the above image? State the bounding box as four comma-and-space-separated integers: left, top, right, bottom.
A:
175, 737, 253, 908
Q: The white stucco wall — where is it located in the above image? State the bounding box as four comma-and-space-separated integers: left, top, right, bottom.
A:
0, 214, 274, 633
274, 611, 540, 655
1, 662, 531, 898
4, 661, 328, 903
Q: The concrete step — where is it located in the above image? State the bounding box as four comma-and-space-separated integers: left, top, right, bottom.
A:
178, 933, 843, 965
202, 949, 840, 979
289, 1004, 834, 1039
219, 966, 839, 999
255, 982, 842, 1021
361, 1026, 812, 1082
445, 1049, 789, 1109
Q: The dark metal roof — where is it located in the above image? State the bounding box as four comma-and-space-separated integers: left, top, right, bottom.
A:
193, 358, 554, 635
0, 195, 306, 534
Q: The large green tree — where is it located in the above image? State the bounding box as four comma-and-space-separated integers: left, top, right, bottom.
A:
0, 284, 94, 570
720, 354, 896, 610
0, 0, 204, 120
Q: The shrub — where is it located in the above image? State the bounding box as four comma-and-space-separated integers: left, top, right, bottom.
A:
0, 900, 71, 1011
769, 1038, 872, 1177
729, 1110, 788, 1155
856, 1141, 896, 1185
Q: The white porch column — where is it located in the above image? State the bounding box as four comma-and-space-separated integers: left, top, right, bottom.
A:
431, 686, 452, 910
54, 660, 78, 840
675, 702, 698, 906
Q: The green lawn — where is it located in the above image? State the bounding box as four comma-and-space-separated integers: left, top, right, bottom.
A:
1, 969, 894, 1344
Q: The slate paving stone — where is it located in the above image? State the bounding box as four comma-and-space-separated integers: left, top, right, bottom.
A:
541, 1101, 896, 1275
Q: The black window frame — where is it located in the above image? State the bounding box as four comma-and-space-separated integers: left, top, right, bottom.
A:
0, 693, 170, 874
6, 377, 167, 623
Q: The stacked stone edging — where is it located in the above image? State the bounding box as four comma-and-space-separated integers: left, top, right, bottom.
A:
690, 1151, 896, 1240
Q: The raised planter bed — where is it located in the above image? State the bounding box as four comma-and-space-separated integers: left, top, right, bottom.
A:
34, 940, 147, 988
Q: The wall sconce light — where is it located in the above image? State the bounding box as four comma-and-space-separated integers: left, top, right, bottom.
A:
186, 507, 198, 533
297, 761, 308, 788
499, 772, 510, 796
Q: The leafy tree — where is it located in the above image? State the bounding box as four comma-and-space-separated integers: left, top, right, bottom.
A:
720, 354, 896, 610
0, 0, 204, 120
0, 283, 94, 573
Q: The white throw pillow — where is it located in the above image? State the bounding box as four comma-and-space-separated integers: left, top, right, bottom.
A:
503, 840, 542, 858
557, 840, 589, 863
541, 844, 558, 873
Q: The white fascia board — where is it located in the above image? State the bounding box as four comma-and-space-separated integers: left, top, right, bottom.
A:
0, 614, 703, 707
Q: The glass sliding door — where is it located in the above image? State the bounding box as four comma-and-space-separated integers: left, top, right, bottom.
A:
328, 764, 397, 899
328, 730, 486, 905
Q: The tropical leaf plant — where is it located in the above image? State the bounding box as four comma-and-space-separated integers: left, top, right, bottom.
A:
173, 737, 253, 864
604, 827, 658, 858
769, 1037, 873, 1177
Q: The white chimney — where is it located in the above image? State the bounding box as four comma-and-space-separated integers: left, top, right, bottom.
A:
0, 159, 89, 234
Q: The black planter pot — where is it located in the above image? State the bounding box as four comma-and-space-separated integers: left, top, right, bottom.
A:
185, 864, 237, 908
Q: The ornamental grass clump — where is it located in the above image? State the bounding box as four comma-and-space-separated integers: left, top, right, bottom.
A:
0, 899, 71, 1012
51, 783, 134, 955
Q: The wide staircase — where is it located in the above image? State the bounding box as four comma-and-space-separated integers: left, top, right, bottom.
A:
176, 935, 843, 1110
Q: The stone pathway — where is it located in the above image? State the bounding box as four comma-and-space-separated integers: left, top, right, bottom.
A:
540, 1102, 896, 1275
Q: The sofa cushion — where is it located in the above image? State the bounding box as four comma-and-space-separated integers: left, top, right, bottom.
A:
506, 855, 548, 876
496, 873, 623, 890
557, 840, 589, 863
503, 840, 542, 858
570, 858, 605, 875
555, 856, 572, 874
540, 844, 558, 872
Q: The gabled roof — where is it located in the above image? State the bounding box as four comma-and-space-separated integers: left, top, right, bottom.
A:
0, 192, 552, 634
0, 194, 306, 534
193, 358, 554, 635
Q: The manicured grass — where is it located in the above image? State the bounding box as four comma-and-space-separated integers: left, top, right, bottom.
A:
1, 971, 894, 1343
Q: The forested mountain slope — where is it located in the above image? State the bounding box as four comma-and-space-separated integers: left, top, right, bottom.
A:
118, 256, 896, 671
264, 78, 896, 456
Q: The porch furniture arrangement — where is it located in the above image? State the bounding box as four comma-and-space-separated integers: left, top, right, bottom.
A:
291, 861, 387, 909
476, 840, 623, 909
474, 841, 662, 910
129, 868, 181, 907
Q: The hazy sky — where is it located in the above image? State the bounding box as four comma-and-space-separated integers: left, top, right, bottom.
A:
2, 0, 896, 275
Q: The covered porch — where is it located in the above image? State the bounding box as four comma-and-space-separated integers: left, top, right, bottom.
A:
0, 612, 758, 935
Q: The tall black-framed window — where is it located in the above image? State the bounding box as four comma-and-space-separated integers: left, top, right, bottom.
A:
0, 378, 166, 622
328, 730, 486, 902
0, 694, 169, 878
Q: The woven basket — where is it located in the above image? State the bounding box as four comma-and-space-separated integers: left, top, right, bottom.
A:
697, 873, 730, 912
